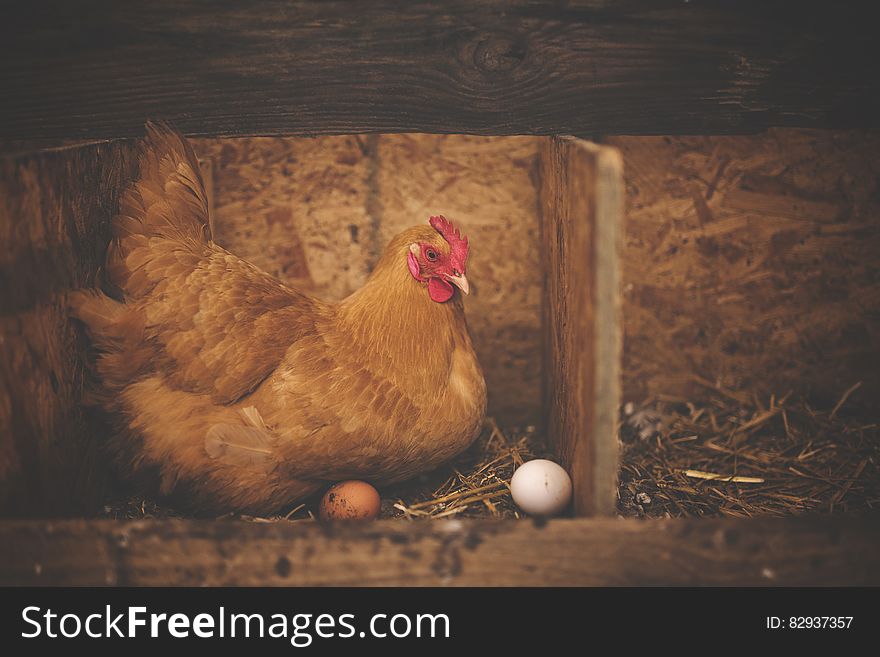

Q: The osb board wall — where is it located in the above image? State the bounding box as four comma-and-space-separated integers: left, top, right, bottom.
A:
193, 129, 879, 419
0, 141, 138, 515
608, 129, 880, 408
191, 135, 544, 425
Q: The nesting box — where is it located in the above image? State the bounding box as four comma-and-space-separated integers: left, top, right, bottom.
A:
0, 133, 622, 518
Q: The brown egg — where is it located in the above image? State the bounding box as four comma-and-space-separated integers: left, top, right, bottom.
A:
319, 480, 381, 521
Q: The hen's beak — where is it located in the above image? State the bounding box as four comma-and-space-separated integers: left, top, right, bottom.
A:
446, 272, 470, 295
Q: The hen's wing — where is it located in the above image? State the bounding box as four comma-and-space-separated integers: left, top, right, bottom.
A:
138, 243, 325, 404
97, 122, 326, 404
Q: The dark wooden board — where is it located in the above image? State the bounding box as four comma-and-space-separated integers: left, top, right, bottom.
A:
2, 1, 879, 141
0, 140, 139, 515
540, 138, 622, 516
1, 516, 878, 586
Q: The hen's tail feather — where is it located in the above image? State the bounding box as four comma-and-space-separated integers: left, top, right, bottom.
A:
108, 121, 210, 294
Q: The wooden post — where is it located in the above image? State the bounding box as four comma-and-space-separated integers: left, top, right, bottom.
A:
540, 137, 623, 516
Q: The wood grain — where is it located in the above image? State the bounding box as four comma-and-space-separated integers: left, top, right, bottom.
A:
2, 516, 877, 586
540, 137, 622, 516
609, 130, 880, 407
2, 2, 879, 141
0, 141, 139, 515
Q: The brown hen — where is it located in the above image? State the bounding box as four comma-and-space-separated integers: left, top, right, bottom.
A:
70, 124, 486, 514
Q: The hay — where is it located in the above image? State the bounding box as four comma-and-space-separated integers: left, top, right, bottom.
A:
101, 382, 878, 521
383, 417, 542, 519
100, 417, 544, 521
619, 382, 879, 518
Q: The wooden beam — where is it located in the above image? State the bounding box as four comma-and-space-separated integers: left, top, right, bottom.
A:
541, 137, 622, 516
1, 516, 878, 586
2, 2, 879, 141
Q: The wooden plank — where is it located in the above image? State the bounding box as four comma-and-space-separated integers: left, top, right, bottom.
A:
2, 2, 879, 141
608, 130, 880, 408
0, 140, 139, 515
540, 137, 622, 516
1, 516, 877, 586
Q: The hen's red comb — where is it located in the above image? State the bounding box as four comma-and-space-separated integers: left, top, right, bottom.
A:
429, 215, 469, 269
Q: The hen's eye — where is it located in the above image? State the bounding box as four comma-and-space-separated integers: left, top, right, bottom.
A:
426, 249, 437, 261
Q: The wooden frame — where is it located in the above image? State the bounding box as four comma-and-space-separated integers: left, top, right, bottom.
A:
2, 517, 878, 586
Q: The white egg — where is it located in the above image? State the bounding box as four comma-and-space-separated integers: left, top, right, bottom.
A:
510, 459, 572, 516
